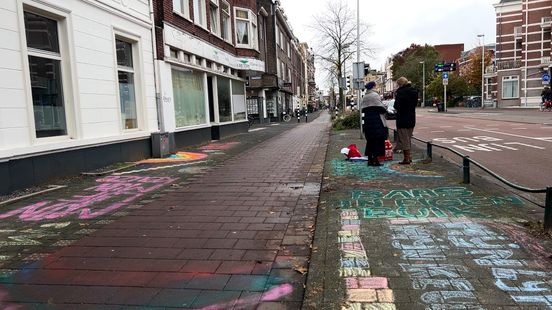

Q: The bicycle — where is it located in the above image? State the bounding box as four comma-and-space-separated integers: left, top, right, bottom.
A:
282, 112, 292, 122
247, 115, 255, 127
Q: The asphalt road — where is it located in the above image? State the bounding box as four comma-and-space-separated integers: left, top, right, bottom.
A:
389, 108, 552, 190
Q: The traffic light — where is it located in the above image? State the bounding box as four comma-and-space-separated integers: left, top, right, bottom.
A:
346, 76, 351, 89
364, 64, 370, 76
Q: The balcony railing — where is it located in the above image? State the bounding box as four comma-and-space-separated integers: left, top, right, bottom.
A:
542, 17, 552, 29
485, 65, 497, 74
496, 60, 522, 70
541, 56, 551, 67
514, 26, 523, 40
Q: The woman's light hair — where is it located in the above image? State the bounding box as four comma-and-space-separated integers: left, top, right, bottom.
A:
397, 77, 409, 86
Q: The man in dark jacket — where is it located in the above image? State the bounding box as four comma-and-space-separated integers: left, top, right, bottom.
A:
394, 77, 418, 164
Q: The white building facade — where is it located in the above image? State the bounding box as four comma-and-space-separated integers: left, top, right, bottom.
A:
0, 0, 158, 194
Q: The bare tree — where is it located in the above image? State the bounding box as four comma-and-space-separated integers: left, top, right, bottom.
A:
311, 0, 372, 109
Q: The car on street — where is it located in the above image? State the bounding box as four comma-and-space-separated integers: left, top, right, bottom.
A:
382, 99, 396, 120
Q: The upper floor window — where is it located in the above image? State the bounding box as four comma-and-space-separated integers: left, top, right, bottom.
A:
220, 0, 231, 43
24, 11, 68, 138
502, 76, 519, 99
234, 8, 257, 50
173, 0, 190, 19
209, 0, 219, 36
194, 0, 207, 28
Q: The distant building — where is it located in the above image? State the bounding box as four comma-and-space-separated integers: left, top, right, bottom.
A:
493, 0, 552, 107
434, 44, 465, 63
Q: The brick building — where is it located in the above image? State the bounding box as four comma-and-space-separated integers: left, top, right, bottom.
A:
153, 0, 265, 148
434, 44, 465, 63
494, 0, 552, 107
247, 0, 314, 121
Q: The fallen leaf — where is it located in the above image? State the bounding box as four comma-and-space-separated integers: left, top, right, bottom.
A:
294, 267, 308, 274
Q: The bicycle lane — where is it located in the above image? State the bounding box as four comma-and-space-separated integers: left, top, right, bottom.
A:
304, 129, 552, 309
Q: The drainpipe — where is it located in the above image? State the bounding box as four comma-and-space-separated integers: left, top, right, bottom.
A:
149, 0, 165, 133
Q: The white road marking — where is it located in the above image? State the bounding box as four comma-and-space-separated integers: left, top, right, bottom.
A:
504, 142, 545, 150
464, 126, 552, 142
270, 124, 280, 126
457, 129, 472, 132
512, 128, 527, 130
439, 126, 453, 128
431, 130, 445, 133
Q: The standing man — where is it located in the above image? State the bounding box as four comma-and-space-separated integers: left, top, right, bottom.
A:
394, 77, 418, 164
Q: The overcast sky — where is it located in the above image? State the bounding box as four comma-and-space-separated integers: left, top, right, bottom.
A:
279, 0, 498, 85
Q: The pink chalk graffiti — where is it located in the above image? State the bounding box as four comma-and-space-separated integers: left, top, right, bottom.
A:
0, 176, 177, 221
199, 142, 240, 151
199, 283, 293, 310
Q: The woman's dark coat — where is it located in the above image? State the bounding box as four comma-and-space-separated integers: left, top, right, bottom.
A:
362, 106, 388, 157
395, 83, 418, 129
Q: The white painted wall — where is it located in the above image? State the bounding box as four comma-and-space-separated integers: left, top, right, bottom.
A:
0, 0, 157, 158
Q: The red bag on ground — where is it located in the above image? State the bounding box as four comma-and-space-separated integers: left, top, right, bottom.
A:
377, 140, 393, 162
347, 144, 362, 158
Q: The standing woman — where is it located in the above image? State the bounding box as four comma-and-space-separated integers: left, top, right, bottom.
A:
360, 81, 388, 166
394, 77, 418, 164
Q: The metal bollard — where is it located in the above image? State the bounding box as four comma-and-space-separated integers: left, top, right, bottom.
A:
427, 142, 433, 160
297, 115, 300, 123
393, 130, 398, 143
305, 114, 308, 123
462, 156, 470, 184
545, 187, 552, 232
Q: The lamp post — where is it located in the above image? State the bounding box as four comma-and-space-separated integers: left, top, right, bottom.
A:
419, 61, 425, 107
477, 34, 485, 108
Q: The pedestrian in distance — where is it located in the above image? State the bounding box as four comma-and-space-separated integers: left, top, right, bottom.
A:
540, 86, 552, 111
360, 81, 388, 167
394, 77, 418, 165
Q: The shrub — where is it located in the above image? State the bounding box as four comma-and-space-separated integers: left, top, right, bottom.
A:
332, 111, 360, 130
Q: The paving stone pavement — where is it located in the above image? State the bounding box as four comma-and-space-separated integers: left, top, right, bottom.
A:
0, 112, 330, 309
304, 127, 552, 310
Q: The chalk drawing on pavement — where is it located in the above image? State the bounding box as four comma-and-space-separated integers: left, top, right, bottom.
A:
331, 160, 443, 182
336, 187, 523, 220
114, 160, 208, 175
0, 176, 176, 221
389, 220, 552, 309
139, 152, 207, 164
337, 208, 396, 309
199, 142, 240, 151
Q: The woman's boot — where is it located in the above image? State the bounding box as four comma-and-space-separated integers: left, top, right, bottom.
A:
399, 150, 411, 165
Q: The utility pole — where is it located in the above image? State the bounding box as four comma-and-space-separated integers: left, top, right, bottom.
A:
357, 0, 362, 138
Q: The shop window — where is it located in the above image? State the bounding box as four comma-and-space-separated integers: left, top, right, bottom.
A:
172, 69, 206, 127
502, 76, 519, 99
231, 80, 246, 120
24, 11, 68, 138
116, 39, 138, 130
217, 77, 232, 122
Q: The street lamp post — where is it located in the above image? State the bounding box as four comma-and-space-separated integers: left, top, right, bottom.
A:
477, 34, 485, 108
420, 61, 425, 107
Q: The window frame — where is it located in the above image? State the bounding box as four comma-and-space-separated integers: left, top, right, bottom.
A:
193, 0, 207, 29
173, 0, 191, 20
220, 0, 231, 43
234, 7, 258, 50
114, 36, 141, 131
209, 0, 220, 36
502, 75, 519, 99
21, 4, 75, 142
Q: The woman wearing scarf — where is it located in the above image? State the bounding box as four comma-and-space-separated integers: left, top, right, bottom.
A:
360, 81, 388, 166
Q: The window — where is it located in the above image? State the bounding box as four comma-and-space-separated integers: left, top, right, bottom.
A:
275, 23, 280, 46
209, 0, 219, 35
502, 76, 519, 99
193, 0, 207, 28
231, 80, 246, 120
24, 11, 67, 138
173, 0, 190, 19
220, 1, 231, 42
172, 69, 206, 127
276, 59, 281, 78
217, 77, 232, 122
234, 8, 257, 49
116, 39, 138, 130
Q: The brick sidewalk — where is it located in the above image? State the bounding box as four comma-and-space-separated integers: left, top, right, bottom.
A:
0, 114, 331, 309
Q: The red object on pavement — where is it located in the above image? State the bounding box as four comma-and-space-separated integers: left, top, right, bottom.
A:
347, 144, 362, 158
378, 140, 393, 162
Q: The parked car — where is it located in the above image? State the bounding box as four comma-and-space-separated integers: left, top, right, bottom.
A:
382, 99, 396, 120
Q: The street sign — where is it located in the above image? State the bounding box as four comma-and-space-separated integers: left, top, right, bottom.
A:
353, 62, 365, 80
443, 79, 448, 86
442, 73, 449, 79
543, 73, 550, 82
434, 63, 456, 72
